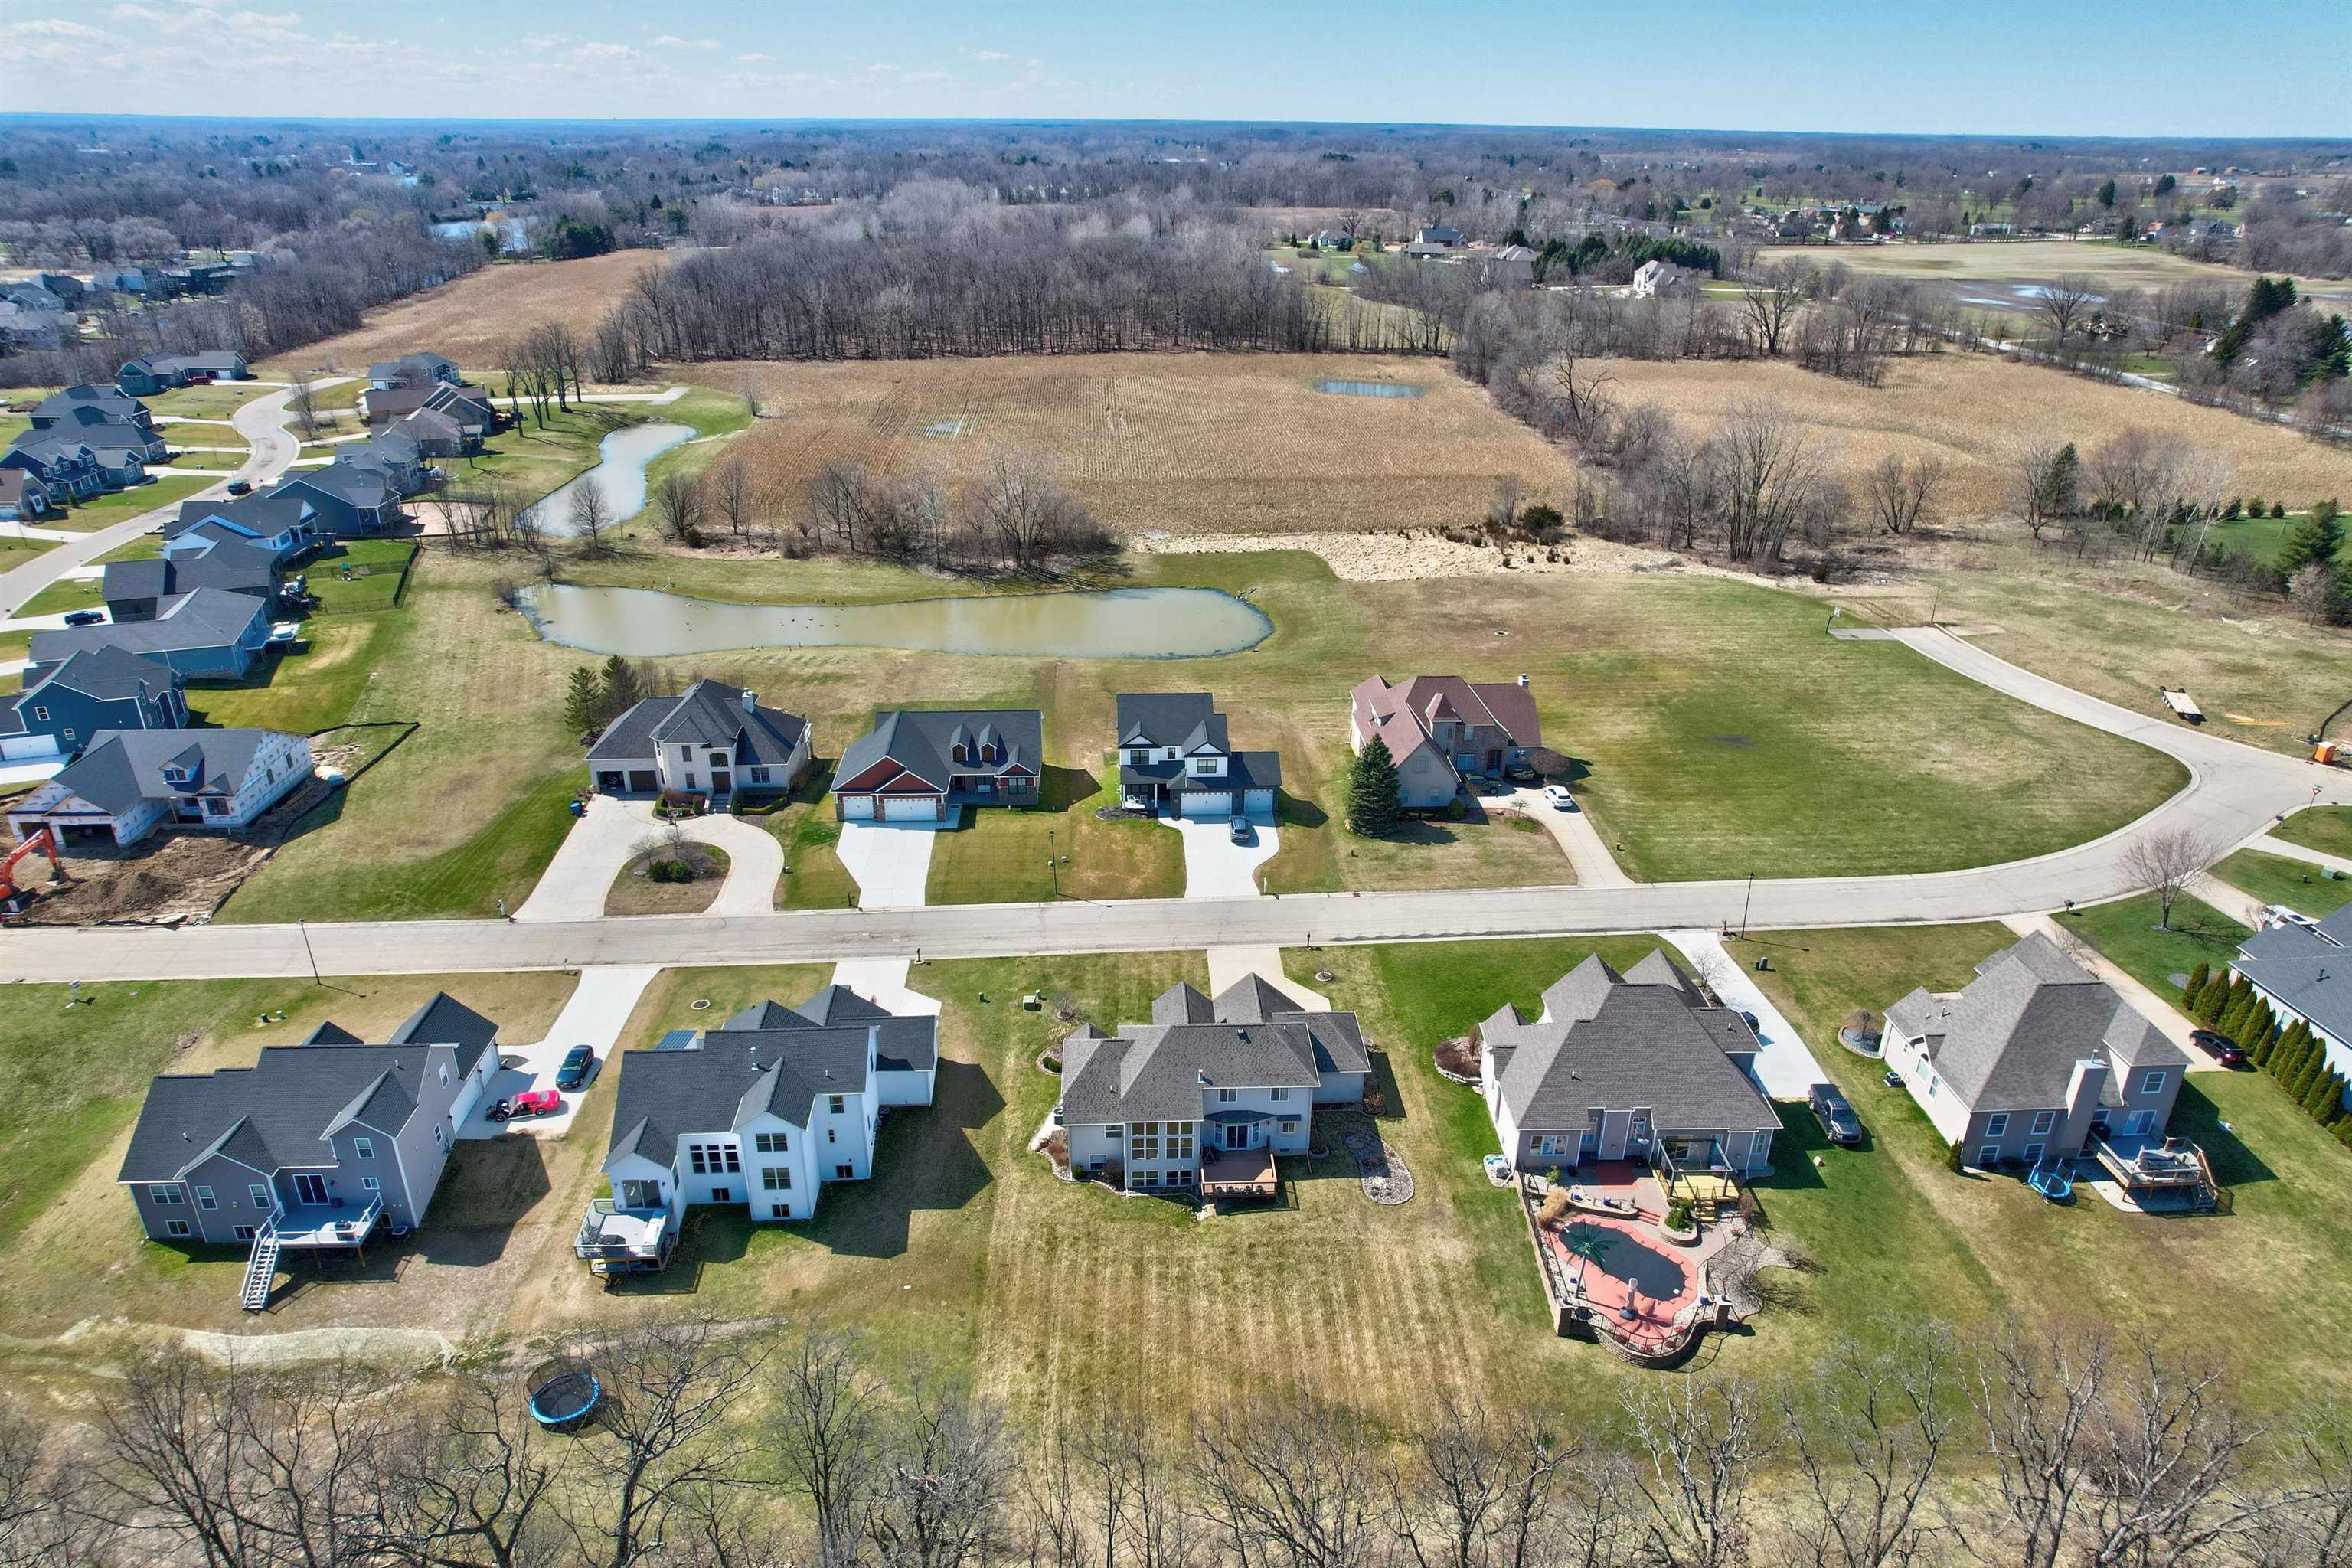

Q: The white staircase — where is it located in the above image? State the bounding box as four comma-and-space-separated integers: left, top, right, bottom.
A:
239, 1223, 280, 1312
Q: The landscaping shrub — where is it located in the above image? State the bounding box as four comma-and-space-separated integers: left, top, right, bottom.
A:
1665, 1200, 1694, 1231
1536, 1188, 1571, 1230
1947, 1139, 1965, 1174
648, 858, 693, 884
1443, 798, 1467, 822
2180, 962, 2210, 1010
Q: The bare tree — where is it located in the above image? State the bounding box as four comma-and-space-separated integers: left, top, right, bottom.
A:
381, 1373, 571, 1568
1622, 1377, 1772, 1568
1713, 401, 1827, 563
2251, 1397, 2352, 1568
1487, 475, 1524, 535
768, 1326, 885, 1566
2009, 438, 2079, 543
288, 376, 322, 442
1384, 1392, 1575, 1568
1780, 1321, 1956, 1568
1737, 261, 1814, 358
708, 457, 754, 543
864, 1364, 1020, 1568
0, 1404, 85, 1567
2038, 273, 2102, 347
2087, 427, 2183, 525
2120, 826, 2226, 930
652, 469, 706, 547
567, 480, 612, 557
1189, 1394, 1383, 1568
1864, 453, 1946, 537
2292, 561, 2337, 625
808, 461, 874, 554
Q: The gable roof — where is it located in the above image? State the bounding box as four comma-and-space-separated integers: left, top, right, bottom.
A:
17, 644, 181, 705
103, 544, 277, 603
0, 472, 34, 508
1116, 691, 1226, 753
118, 1040, 457, 1184
269, 466, 394, 510
385, 992, 499, 1073
603, 1026, 872, 1171
31, 586, 266, 665
170, 493, 312, 541
2233, 906, 2352, 1061
1481, 951, 1777, 1135
32, 727, 289, 815
1057, 979, 1370, 1125
1351, 674, 1540, 766
587, 680, 809, 767
836, 708, 1044, 793
1900, 933, 2185, 1112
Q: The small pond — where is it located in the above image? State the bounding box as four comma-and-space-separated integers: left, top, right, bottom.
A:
529, 422, 694, 533
1314, 379, 1426, 398
517, 583, 1275, 660
1558, 1222, 1689, 1301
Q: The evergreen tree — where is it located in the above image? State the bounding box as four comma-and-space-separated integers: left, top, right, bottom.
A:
2242, 1002, 2277, 1052
2199, 974, 2237, 1028
600, 653, 644, 719
1345, 735, 1403, 838
2271, 1024, 2308, 1083
561, 665, 606, 736
2285, 1047, 2321, 1102
2220, 985, 2256, 1041
2180, 962, 2210, 1010
2276, 507, 2347, 576
2305, 1069, 2344, 1119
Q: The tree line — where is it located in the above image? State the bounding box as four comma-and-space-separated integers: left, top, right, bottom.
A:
5, 1314, 2350, 1567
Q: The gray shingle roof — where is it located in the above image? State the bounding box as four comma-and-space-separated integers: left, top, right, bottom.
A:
31, 586, 266, 665
836, 708, 1043, 793
103, 544, 277, 603
724, 984, 939, 1075
603, 1027, 872, 1174
1057, 980, 1369, 1126
2235, 907, 2352, 1049
386, 992, 499, 1075
586, 680, 808, 766
170, 493, 312, 540
19, 645, 181, 704
270, 466, 394, 509
1897, 933, 2185, 1112
1116, 692, 1226, 752
34, 728, 288, 815
119, 1042, 449, 1184
1481, 951, 1776, 1135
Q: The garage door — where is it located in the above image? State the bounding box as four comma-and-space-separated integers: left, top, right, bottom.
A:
1181, 792, 1233, 818
1243, 789, 1276, 815
882, 795, 939, 822
626, 769, 658, 793
840, 794, 876, 819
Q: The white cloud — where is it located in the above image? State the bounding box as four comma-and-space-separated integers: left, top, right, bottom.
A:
573, 40, 634, 60
740, 51, 774, 63
867, 61, 900, 71
651, 33, 685, 47
30, 15, 128, 38
972, 49, 1010, 61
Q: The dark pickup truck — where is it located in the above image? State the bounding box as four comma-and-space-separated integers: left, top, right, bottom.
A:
1808, 1083, 1863, 1146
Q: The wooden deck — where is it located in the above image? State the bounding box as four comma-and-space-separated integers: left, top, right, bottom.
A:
1199, 1144, 1277, 1199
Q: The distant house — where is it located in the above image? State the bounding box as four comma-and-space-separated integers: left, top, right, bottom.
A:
580, 986, 937, 1272
0, 436, 106, 505
1479, 950, 1779, 1177
387, 406, 474, 457
0, 647, 187, 760
16, 410, 161, 480
1057, 976, 1371, 1197
1883, 933, 2186, 1168
833, 708, 1043, 822
0, 302, 71, 349
2230, 906, 2352, 1113
587, 679, 813, 805
7, 727, 312, 847
167, 494, 320, 565
1350, 673, 1542, 809
115, 993, 501, 1274
32, 387, 163, 449
424, 381, 501, 436
1629, 260, 1687, 298
1416, 224, 1465, 248
1114, 691, 1280, 818
264, 467, 399, 537
31, 586, 273, 680
0, 470, 50, 523
116, 351, 250, 397
360, 381, 436, 423
332, 430, 429, 496
102, 544, 282, 622
368, 352, 461, 390
1304, 228, 1352, 250
1482, 243, 1539, 287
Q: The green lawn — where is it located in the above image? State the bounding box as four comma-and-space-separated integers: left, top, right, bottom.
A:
11, 577, 103, 617
143, 381, 273, 421
2270, 805, 2352, 861
93, 534, 166, 564
756, 766, 861, 910
924, 753, 1186, 904
51, 473, 214, 531
2056, 892, 2252, 1002
303, 538, 417, 615
2213, 848, 2352, 917
433, 387, 750, 522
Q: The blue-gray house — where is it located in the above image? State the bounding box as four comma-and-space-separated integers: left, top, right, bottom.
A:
265, 467, 399, 537
30, 587, 272, 681
0, 647, 188, 758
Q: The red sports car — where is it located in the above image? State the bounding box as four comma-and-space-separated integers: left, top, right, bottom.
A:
490, 1089, 562, 1120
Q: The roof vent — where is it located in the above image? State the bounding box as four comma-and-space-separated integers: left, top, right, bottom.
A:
1197, 1069, 1210, 1085
1517, 673, 1529, 687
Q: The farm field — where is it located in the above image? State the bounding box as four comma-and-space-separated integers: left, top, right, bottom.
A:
254, 250, 662, 377
1755, 237, 2352, 312
1605, 352, 2352, 522
692, 354, 1573, 537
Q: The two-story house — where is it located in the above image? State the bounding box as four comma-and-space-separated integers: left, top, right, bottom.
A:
1883, 933, 2187, 1168
0, 436, 105, 505
1478, 951, 1781, 1178
833, 707, 1043, 822
0, 647, 187, 761
31, 390, 168, 459
586, 679, 813, 805
1057, 976, 1370, 1198
1350, 673, 1543, 810
116, 993, 500, 1306
1114, 691, 1282, 819
32, 585, 273, 680
263, 467, 398, 537
578, 986, 938, 1273
2230, 904, 2352, 1114
102, 544, 282, 622
7, 727, 312, 847
332, 430, 429, 497
167, 494, 320, 567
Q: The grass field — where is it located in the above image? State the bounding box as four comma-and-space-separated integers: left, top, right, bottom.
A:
2056, 892, 2252, 1002
697, 354, 1569, 539
2271, 806, 2352, 860
2214, 848, 2352, 917
304, 537, 418, 615
145, 381, 273, 422
1606, 354, 2352, 523
1755, 238, 2352, 312
425, 387, 748, 518
48, 472, 214, 531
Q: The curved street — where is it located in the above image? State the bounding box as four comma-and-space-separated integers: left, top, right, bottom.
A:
0, 380, 324, 619
2, 627, 2341, 984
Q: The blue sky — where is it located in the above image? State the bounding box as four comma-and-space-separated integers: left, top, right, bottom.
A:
7, 0, 2349, 138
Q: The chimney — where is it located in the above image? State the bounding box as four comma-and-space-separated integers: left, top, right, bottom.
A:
1517, 673, 1529, 688
741, 688, 757, 714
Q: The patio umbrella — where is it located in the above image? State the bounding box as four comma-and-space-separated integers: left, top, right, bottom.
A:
1558, 1225, 1618, 1298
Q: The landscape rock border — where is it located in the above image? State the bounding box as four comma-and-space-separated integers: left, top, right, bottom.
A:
1341, 1124, 1414, 1205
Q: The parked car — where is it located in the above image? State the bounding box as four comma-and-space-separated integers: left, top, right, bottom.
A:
1808, 1083, 1863, 1145
1504, 763, 1537, 782
1227, 815, 1252, 845
184, 371, 216, 385
225, 479, 252, 496
2190, 1028, 2248, 1068
488, 1088, 561, 1121
1883, 1068, 1904, 1089
1543, 783, 1576, 811
61, 609, 105, 627
556, 1044, 598, 1089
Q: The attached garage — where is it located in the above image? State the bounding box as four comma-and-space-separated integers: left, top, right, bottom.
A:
1179, 792, 1234, 818
628, 769, 658, 792
882, 795, 941, 822
840, 794, 876, 820
1242, 788, 1276, 815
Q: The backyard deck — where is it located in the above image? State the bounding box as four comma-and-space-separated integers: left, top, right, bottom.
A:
1199, 1144, 1278, 1200
575, 1200, 674, 1272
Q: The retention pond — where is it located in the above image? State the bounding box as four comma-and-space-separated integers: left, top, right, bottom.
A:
517, 583, 1275, 660
530, 421, 695, 532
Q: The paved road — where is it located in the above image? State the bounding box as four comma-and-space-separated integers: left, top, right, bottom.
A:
0, 381, 325, 619
6, 632, 2346, 985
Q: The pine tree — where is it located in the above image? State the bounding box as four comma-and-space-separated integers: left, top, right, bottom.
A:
2199, 975, 2237, 1028
2287, 1052, 2322, 1104
1346, 735, 1403, 838
2220, 986, 2256, 1042
2272, 1026, 2310, 1084
561, 665, 606, 737
2276, 507, 2347, 576
2258, 1018, 2300, 1070
2180, 962, 2210, 1010
2305, 1069, 2344, 1119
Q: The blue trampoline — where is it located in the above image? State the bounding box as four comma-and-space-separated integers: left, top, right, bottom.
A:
528, 1363, 602, 1432
2027, 1161, 2073, 1202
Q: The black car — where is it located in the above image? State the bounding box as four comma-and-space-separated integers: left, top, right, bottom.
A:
1808, 1083, 1863, 1145
2190, 1028, 2248, 1068
555, 1044, 598, 1089
61, 609, 105, 627
225, 479, 253, 496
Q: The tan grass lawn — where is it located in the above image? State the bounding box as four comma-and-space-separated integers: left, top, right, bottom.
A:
255, 251, 663, 379
1756, 238, 2352, 309
604, 844, 730, 916
1605, 354, 2352, 522
692, 354, 1571, 538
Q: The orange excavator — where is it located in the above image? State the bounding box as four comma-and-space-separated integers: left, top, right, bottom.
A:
0, 825, 66, 912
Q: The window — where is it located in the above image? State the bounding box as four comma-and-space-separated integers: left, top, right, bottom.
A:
676, 745, 691, 762
835, 1163, 854, 1179
166, 1219, 191, 1238
1168, 1169, 1194, 1187
194, 1185, 217, 1210
361, 1176, 381, 1192
1278, 1118, 1299, 1135
688, 1143, 740, 1175
712, 1187, 731, 1203
761, 1168, 793, 1191
1129, 749, 1150, 765
234, 1225, 257, 1242
354, 1137, 374, 1160
1217, 1087, 1238, 1103
1984, 1112, 2008, 1138
1168, 1122, 1194, 1161
1132, 1122, 1161, 1160
2029, 1111, 2056, 1135
28, 707, 45, 723
1270, 1086, 1289, 1102
754, 1132, 790, 1154
438, 1063, 449, 1087
2022, 1143, 2045, 1162
1976, 1145, 1998, 1167
828, 1094, 846, 1115
149, 1184, 185, 1205
750, 766, 770, 783
1193, 757, 1217, 774
433, 1125, 448, 1150
2141, 1070, 2168, 1095
1137, 1169, 1160, 1188
769, 1203, 792, 1220
248, 1183, 270, 1210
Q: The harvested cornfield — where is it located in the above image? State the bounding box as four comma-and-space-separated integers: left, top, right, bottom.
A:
1604, 353, 2352, 519
697, 354, 1570, 537
256, 250, 663, 377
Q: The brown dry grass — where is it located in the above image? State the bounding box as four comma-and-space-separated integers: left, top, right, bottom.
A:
1756, 239, 2352, 309
255, 251, 662, 378
694, 354, 1567, 537
1606, 353, 2352, 519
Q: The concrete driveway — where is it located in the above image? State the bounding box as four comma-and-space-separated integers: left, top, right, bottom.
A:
515, 795, 784, 922
1663, 929, 1829, 1099
457, 965, 660, 1140
1206, 946, 1331, 1011
829, 956, 943, 1016
1499, 786, 1631, 887
1161, 813, 1280, 899
836, 822, 939, 909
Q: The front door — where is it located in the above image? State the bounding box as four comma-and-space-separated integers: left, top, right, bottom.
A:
710, 769, 731, 798
1224, 1123, 1250, 1150
292, 1172, 329, 1206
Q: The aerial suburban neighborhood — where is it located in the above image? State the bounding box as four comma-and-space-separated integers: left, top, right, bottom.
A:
2, 16, 2351, 1560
